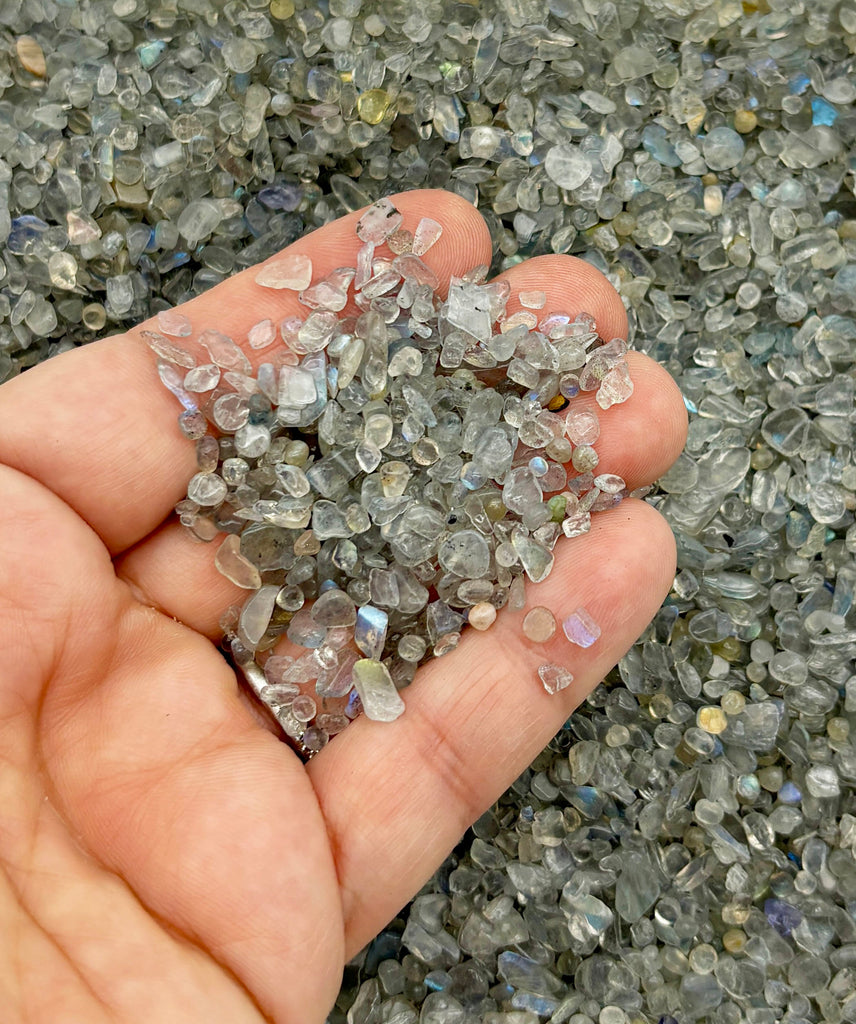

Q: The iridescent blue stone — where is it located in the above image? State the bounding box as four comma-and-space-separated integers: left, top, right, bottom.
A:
642, 124, 681, 167
354, 604, 388, 660
764, 898, 802, 937
778, 781, 802, 804
258, 184, 303, 212
7, 215, 49, 255
811, 96, 838, 126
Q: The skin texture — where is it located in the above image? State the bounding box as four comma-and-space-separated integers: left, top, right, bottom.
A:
0, 190, 687, 1023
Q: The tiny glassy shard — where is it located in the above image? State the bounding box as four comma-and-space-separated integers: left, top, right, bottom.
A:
562, 607, 601, 648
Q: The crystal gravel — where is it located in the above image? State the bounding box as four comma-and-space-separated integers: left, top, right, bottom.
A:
152, 195, 632, 747
2, 2, 856, 1023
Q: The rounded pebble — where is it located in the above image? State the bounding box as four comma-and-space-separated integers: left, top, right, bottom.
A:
523, 606, 558, 643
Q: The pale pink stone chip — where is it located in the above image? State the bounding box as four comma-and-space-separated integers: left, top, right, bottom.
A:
255, 253, 313, 290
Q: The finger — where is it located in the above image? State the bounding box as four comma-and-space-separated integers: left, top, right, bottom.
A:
495, 253, 629, 344
307, 499, 677, 954
115, 349, 685, 639
0, 189, 491, 556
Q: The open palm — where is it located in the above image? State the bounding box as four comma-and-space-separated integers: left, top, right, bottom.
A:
0, 190, 686, 1022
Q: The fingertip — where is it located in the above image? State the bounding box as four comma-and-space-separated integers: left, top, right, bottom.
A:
496, 253, 629, 344
572, 352, 689, 491
388, 189, 493, 296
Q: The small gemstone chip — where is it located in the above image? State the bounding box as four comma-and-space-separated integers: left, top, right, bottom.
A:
248, 319, 277, 349
412, 217, 443, 256
519, 290, 546, 309
538, 663, 574, 695
468, 602, 497, 631
352, 659, 405, 722
255, 253, 313, 290
523, 606, 557, 643
157, 308, 192, 337
562, 607, 602, 648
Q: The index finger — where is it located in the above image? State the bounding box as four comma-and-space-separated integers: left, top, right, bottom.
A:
0, 190, 492, 554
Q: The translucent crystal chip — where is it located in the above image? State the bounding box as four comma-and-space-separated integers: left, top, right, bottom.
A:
214, 535, 262, 590
177, 200, 222, 243
411, 217, 443, 256
352, 659, 405, 722
239, 585, 279, 649
213, 394, 249, 431
544, 144, 591, 190
562, 607, 601, 648
438, 530, 491, 578
571, 445, 599, 473
566, 409, 600, 445
157, 309, 192, 337
199, 329, 252, 375
311, 588, 357, 627
248, 319, 277, 350
157, 361, 196, 411
142, 331, 196, 369
356, 198, 403, 244
299, 268, 354, 311
184, 363, 220, 392
354, 605, 389, 660
48, 251, 78, 290
703, 126, 746, 171
278, 366, 317, 407
538, 663, 574, 695
398, 635, 427, 662
356, 88, 391, 125
523, 606, 557, 643
596, 364, 634, 409
519, 290, 546, 309
255, 253, 313, 290
178, 410, 207, 440
446, 280, 494, 341
593, 473, 626, 494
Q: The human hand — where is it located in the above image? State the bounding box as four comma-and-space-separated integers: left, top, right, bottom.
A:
0, 190, 686, 1022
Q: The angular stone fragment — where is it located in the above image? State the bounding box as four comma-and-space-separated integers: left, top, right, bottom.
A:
48, 251, 77, 290
248, 319, 277, 349
511, 530, 554, 583
215, 534, 262, 589
545, 144, 590, 190
538, 662, 574, 695
199, 329, 252, 375
255, 253, 313, 290
352, 659, 405, 722
310, 588, 356, 627
596, 363, 634, 409
356, 198, 402, 244
156, 361, 196, 410
157, 309, 192, 337
412, 217, 442, 256
519, 290, 546, 309
66, 211, 101, 245
562, 607, 601, 648
354, 604, 389, 660
239, 585, 279, 650
278, 365, 317, 407
142, 331, 196, 369
438, 530, 491, 578
184, 363, 220, 392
